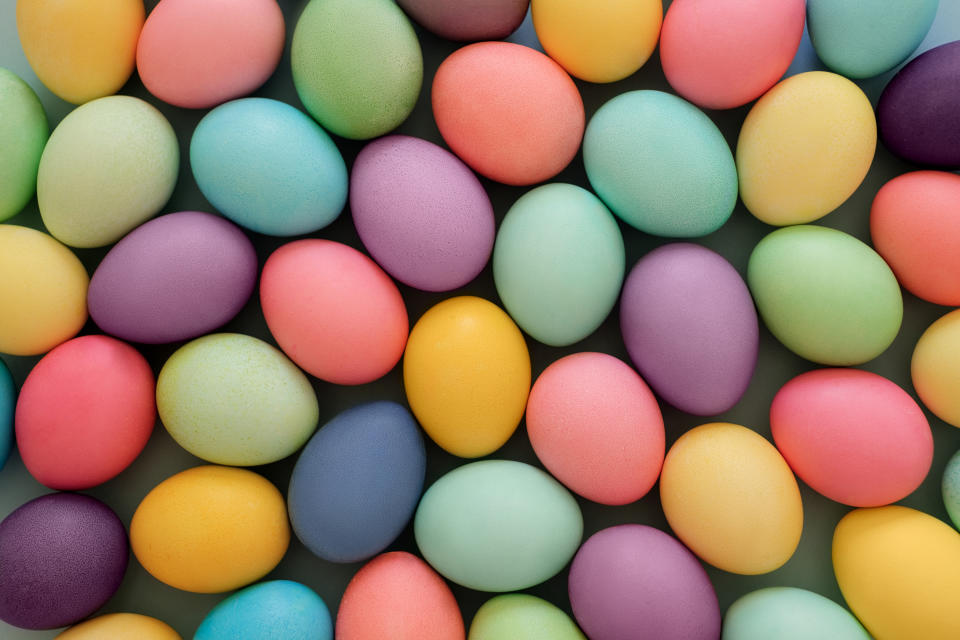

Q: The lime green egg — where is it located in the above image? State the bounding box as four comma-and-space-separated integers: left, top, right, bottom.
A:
0, 68, 48, 221
469, 594, 586, 640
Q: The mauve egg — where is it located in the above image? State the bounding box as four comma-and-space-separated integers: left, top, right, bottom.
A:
396, 0, 529, 41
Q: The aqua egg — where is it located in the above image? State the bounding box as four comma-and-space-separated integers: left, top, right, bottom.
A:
195, 580, 332, 640
0, 68, 48, 221
723, 587, 870, 640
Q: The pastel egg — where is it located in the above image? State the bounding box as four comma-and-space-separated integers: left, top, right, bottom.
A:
291, 0, 422, 139
660, 423, 803, 574
403, 297, 530, 457
943, 450, 960, 529
350, 135, 494, 292
737, 71, 876, 225
833, 506, 960, 639
288, 402, 426, 563
0, 359, 13, 470
526, 352, 664, 505
156, 333, 319, 466
415, 460, 582, 591
432, 42, 584, 186
748, 225, 903, 365
137, 0, 285, 109
190, 98, 347, 236
130, 465, 290, 593
57, 614, 181, 640
583, 90, 737, 237
397, 0, 528, 41
195, 580, 332, 640
37, 95, 179, 248
723, 587, 870, 640
260, 240, 408, 385
0, 494, 127, 630
620, 243, 758, 415
567, 525, 720, 640
912, 309, 960, 428
0, 68, 48, 221
16, 0, 143, 104
469, 594, 585, 640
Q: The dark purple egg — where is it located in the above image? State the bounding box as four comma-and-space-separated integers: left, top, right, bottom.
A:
396, 0, 529, 41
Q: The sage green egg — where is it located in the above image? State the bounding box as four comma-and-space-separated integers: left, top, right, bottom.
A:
722, 587, 870, 640
943, 449, 960, 529
470, 594, 586, 640
157, 333, 319, 466
291, 0, 423, 140
414, 460, 583, 592
493, 183, 625, 346
747, 225, 902, 366
0, 69, 48, 221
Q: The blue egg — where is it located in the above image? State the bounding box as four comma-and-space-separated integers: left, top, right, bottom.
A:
194, 580, 332, 640
0, 360, 14, 471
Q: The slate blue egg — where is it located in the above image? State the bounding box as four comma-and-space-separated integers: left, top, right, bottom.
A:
194, 580, 332, 640
0, 359, 13, 470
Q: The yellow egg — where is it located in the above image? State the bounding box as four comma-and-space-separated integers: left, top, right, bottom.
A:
659, 422, 803, 574
833, 506, 960, 639
912, 309, 960, 428
57, 613, 181, 639
403, 296, 531, 458
736, 71, 876, 226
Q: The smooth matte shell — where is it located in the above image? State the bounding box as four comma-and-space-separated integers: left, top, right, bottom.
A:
396, 0, 528, 41
943, 450, 960, 529
195, 580, 332, 640
722, 587, 870, 640
0, 68, 48, 221
0, 359, 14, 470
912, 309, 960, 428
57, 614, 181, 640
469, 594, 585, 640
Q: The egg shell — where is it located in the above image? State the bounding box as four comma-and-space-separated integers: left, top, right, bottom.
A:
403, 296, 530, 457
833, 506, 960, 639
260, 240, 408, 385
288, 402, 426, 563
336, 551, 465, 640
660, 423, 803, 575
567, 524, 721, 640
660, 0, 805, 110
130, 465, 290, 593
912, 309, 960, 428
136, 0, 285, 109
943, 450, 960, 529
747, 225, 903, 365
0, 225, 88, 356
396, 0, 528, 41
194, 580, 332, 640
56, 614, 181, 640
526, 352, 664, 505
0, 493, 127, 630
432, 42, 584, 186
620, 243, 758, 415
350, 135, 495, 292
722, 587, 870, 640
156, 333, 319, 466
583, 90, 738, 237
15, 0, 143, 104
414, 460, 583, 592
469, 594, 585, 640
190, 98, 347, 236
0, 360, 13, 470
0, 68, 48, 221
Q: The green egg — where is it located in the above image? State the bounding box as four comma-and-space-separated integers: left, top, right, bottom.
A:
0, 68, 48, 221
723, 587, 871, 640
943, 450, 960, 530
469, 594, 586, 640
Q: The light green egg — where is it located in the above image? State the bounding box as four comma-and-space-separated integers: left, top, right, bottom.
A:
157, 333, 319, 466
0, 68, 48, 221
943, 450, 960, 529
414, 460, 583, 592
747, 225, 902, 366
723, 587, 871, 640
469, 594, 586, 640
493, 183, 625, 346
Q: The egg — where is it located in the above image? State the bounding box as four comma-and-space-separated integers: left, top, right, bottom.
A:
396, 0, 528, 41
403, 297, 530, 457
260, 240, 408, 385
748, 225, 903, 365
833, 506, 960, 639
190, 98, 347, 236
583, 91, 737, 237
722, 587, 870, 640
57, 614, 181, 640
943, 450, 960, 529
620, 243, 758, 415
660, 423, 803, 574
0, 360, 12, 470
195, 580, 332, 640
912, 309, 960, 428
469, 594, 585, 640
130, 465, 289, 593
0, 68, 48, 221
415, 460, 582, 591
156, 333, 318, 466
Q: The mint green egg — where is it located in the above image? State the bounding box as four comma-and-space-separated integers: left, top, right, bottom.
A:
747, 225, 902, 366
723, 587, 870, 640
0, 68, 48, 221
943, 450, 960, 529
414, 460, 583, 592
470, 594, 586, 640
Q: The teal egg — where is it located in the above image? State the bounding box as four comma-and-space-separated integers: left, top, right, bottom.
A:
194, 580, 332, 640
0, 359, 14, 470
469, 594, 586, 640
943, 450, 960, 529
0, 69, 48, 222
723, 587, 870, 640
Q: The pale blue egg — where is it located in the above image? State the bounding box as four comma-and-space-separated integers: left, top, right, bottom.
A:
194, 580, 332, 640
723, 587, 870, 640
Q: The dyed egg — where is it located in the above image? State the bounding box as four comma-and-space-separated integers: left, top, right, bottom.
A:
912, 309, 960, 427
833, 506, 960, 639
350, 135, 495, 292
403, 297, 530, 457
432, 42, 584, 186
0, 225, 88, 356
260, 240, 408, 385
291, 0, 422, 139
57, 614, 181, 640
526, 352, 664, 505
16, 0, 143, 104
0, 494, 127, 630
288, 402, 426, 563
660, 423, 803, 574
415, 460, 583, 591
737, 71, 876, 225
190, 98, 347, 236
37, 95, 178, 248
583, 91, 737, 236
723, 587, 870, 640
137, 0, 285, 109
568, 525, 720, 640
130, 465, 289, 593
195, 580, 332, 640
0, 360, 12, 470
748, 225, 903, 365
336, 552, 465, 640
620, 243, 758, 415
157, 333, 318, 466
0, 69, 48, 221
661, 0, 805, 110
398, 0, 527, 41
469, 594, 585, 640
944, 450, 960, 528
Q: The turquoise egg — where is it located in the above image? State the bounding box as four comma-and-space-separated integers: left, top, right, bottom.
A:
943, 450, 960, 529
194, 580, 332, 640
0, 359, 14, 470
723, 587, 870, 640
0, 68, 48, 222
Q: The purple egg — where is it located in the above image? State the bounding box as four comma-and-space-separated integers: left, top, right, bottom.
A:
0, 493, 128, 630
568, 524, 720, 640
88, 211, 258, 343
396, 0, 529, 41
350, 135, 495, 292
620, 243, 758, 415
